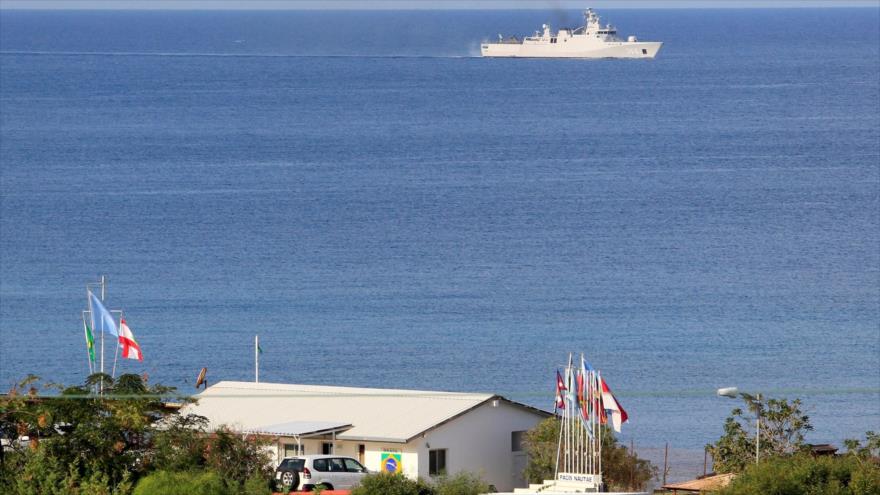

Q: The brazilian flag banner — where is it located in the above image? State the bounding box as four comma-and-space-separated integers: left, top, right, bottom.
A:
84, 324, 96, 363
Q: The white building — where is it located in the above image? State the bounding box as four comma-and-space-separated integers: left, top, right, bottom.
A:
182, 381, 550, 491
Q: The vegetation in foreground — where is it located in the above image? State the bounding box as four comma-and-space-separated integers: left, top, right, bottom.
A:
717, 445, 880, 495
0, 374, 272, 495
4, 375, 878, 495
705, 392, 880, 494
350, 471, 490, 495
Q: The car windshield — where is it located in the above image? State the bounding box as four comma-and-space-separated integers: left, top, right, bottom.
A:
279, 459, 305, 471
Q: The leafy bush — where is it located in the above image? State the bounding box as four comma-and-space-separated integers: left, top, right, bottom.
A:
0, 374, 272, 495
350, 472, 433, 495
0, 373, 187, 491
204, 427, 273, 488
717, 454, 880, 495
132, 470, 231, 495
241, 472, 273, 495
149, 414, 209, 472
433, 471, 492, 495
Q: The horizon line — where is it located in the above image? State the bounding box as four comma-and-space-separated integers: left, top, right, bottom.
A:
3, 1, 879, 11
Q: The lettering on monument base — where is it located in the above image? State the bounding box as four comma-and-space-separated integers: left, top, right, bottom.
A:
556, 472, 599, 488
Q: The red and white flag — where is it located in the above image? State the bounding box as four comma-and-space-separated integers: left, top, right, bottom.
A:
554, 370, 566, 411
600, 377, 628, 432
118, 319, 143, 362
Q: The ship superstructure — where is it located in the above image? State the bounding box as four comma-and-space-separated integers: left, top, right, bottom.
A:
481, 8, 662, 59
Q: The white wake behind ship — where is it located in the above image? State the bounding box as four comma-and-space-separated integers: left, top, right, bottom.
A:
481, 8, 662, 59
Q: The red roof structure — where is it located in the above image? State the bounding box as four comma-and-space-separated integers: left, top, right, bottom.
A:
661, 472, 736, 493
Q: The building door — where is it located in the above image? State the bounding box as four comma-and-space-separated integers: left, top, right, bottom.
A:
511, 430, 528, 488
512, 452, 528, 488
358, 444, 365, 463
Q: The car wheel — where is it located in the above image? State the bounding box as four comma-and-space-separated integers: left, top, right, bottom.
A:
281, 471, 300, 490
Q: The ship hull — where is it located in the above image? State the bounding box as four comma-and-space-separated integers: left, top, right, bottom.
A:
481, 41, 663, 59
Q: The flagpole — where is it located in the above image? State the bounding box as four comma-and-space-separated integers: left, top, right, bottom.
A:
111, 310, 122, 378
596, 371, 608, 476
255, 335, 259, 383
555, 379, 564, 479
591, 369, 597, 475
100, 276, 105, 392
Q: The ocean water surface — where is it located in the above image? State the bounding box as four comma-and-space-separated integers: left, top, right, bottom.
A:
1, 8, 878, 481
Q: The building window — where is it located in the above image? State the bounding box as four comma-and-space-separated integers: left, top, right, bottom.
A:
642, 49, 648, 55
429, 449, 447, 476
511, 431, 525, 452
283, 443, 304, 458
322, 442, 334, 455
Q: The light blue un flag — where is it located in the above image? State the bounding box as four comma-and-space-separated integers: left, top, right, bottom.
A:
89, 291, 118, 337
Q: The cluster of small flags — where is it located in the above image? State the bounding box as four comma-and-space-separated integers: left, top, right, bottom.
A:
555, 355, 628, 433
85, 290, 143, 363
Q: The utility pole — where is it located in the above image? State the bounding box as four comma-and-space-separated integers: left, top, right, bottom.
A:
662, 442, 669, 486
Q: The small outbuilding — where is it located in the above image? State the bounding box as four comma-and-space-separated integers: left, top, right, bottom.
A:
182, 381, 550, 491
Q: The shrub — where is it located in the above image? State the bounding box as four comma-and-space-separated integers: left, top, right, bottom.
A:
205, 427, 272, 488
717, 454, 880, 495
242, 472, 273, 495
132, 470, 231, 495
350, 472, 433, 495
433, 471, 492, 495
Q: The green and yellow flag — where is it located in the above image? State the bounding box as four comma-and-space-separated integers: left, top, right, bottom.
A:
84, 324, 96, 363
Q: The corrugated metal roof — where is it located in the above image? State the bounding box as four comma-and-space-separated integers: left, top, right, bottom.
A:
184, 381, 503, 443
245, 420, 352, 437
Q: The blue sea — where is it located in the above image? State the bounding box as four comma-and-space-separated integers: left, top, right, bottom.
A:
1, 8, 878, 481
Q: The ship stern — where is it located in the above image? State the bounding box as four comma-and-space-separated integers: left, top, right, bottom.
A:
481, 42, 521, 57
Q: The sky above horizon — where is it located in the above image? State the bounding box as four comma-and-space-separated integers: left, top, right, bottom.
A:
2, 0, 879, 9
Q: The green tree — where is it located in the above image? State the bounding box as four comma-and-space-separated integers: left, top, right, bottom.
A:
521, 417, 656, 491
0, 373, 191, 494
521, 416, 559, 484
844, 431, 880, 460
1, 374, 274, 495
148, 414, 209, 472
204, 426, 272, 490
707, 394, 813, 474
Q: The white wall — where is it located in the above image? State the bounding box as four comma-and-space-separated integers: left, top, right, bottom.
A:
414, 400, 545, 492
268, 401, 546, 491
